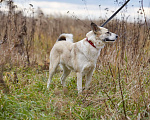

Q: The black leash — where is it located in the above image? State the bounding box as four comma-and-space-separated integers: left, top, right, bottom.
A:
101, 0, 130, 27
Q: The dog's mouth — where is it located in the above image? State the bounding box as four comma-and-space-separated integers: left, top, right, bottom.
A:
103, 38, 116, 42
102, 34, 118, 42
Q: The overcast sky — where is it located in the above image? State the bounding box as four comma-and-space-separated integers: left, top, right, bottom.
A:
2, 0, 150, 22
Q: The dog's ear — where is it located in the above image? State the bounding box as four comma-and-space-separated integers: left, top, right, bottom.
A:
91, 22, 100, 34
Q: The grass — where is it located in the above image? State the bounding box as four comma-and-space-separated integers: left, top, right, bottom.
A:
0, 63, 150, 119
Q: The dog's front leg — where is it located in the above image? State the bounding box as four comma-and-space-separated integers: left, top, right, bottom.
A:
77, 72, 82, 94
85, 70, 94, 90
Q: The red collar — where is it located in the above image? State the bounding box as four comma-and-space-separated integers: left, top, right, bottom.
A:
86, 38, 96, 48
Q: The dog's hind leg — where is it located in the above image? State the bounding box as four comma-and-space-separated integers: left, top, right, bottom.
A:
60, 65, 71, 87
47, 59, 59, 89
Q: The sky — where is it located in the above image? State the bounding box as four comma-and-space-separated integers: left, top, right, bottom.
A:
1, 0, 150, 22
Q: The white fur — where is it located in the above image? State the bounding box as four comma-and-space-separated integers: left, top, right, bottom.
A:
47, 23, 118, 94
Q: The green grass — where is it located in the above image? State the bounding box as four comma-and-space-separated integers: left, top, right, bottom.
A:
0, 64, 150, 119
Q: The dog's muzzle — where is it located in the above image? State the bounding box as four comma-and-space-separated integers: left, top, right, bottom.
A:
103, 35, 118, 42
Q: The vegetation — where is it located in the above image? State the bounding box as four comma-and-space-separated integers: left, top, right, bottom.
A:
0, 0, 150, 119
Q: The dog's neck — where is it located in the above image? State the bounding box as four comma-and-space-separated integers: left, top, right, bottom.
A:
86, 31, 105, 49
86, 38, 96, 48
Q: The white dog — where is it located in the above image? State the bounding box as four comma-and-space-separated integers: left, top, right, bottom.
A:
47, 22, 118, 94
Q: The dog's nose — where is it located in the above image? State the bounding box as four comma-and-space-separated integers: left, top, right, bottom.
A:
116, 35, 118, 39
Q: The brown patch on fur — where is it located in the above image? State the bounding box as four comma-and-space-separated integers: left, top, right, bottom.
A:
95, 32, 101, 40
58, 36, 66, 41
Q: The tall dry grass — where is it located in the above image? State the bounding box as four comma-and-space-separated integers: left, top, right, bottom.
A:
0, 1, 149, 67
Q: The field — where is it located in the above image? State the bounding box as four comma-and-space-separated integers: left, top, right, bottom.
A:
0, 0, 150, 119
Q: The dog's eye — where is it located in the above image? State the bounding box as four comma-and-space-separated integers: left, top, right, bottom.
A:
106, 32, 111, 35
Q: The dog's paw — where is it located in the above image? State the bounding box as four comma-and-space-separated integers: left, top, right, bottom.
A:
47, 83, 50, 89
47, 79, 50, 89
47, 85, 49, 89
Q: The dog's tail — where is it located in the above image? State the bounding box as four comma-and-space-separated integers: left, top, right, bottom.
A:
57, 33, 73, 43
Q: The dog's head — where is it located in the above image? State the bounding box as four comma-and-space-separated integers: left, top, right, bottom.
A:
91, 22, 118, 42
86, 22, 118, 48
